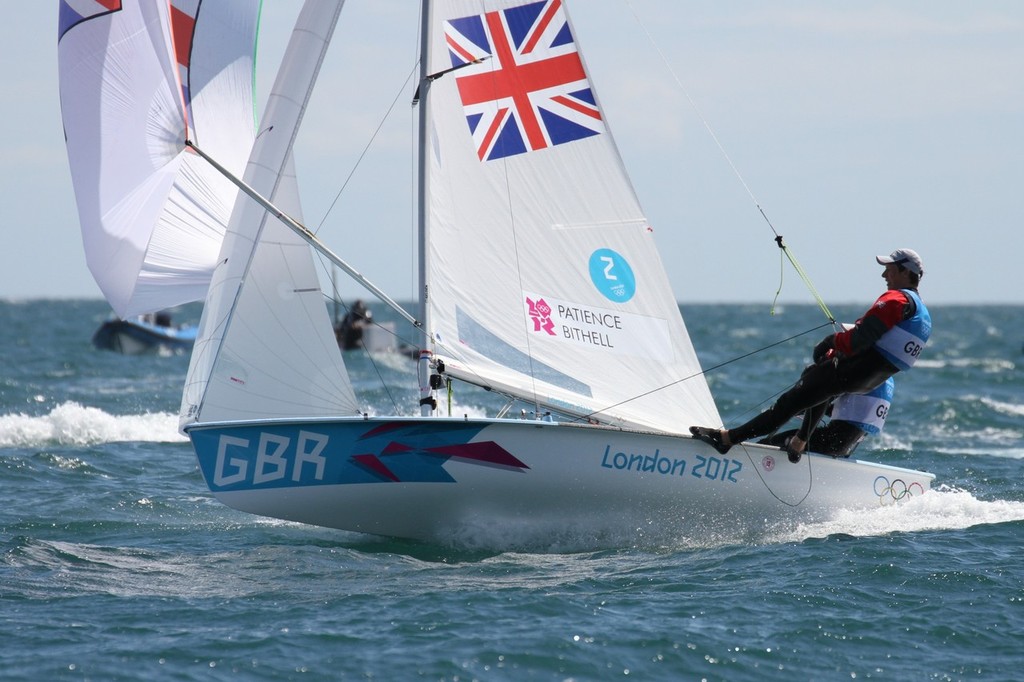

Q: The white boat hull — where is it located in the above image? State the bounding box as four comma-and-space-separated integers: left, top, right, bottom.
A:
187, 417, 934, 546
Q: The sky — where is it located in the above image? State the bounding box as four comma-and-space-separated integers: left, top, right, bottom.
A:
5, 1, 1023, 308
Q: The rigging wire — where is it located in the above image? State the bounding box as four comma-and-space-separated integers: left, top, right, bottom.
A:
622, 0, 836, 328
313, 62, 420, 234
303, 62, 421, 415
575, 320, 834, 426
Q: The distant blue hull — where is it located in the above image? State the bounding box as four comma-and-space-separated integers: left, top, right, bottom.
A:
92, 317, 197, 355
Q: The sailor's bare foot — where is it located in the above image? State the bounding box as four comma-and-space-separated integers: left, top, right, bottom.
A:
689, 426, 733, 455
785, 435, 806, 463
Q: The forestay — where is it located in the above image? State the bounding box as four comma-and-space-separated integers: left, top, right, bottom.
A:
421, 0, 719, 433
58, 0, 259, 317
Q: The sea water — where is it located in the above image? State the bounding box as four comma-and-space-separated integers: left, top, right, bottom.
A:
2, 299, 1022, 680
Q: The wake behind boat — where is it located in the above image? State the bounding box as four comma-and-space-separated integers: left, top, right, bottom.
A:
59, 0, 934, 547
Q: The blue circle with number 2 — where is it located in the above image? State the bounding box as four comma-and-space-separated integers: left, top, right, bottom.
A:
589, 248, 635, 302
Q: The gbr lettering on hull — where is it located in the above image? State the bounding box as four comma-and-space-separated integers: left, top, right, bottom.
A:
214, 431, 329, 486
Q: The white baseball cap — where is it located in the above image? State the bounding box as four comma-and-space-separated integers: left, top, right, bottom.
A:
876, 248, 924, 276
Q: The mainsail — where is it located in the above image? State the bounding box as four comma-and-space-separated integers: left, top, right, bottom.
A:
58, 0, 260, 317
180, 0, 360, 426
421, 0, 720, 433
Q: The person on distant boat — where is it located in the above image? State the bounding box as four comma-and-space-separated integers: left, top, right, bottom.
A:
139, 311, 173, 327
690, 248, 930, 462
757, 377, 894, 457
336, 299, 373, 350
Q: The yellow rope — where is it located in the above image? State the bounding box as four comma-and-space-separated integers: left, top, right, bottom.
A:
773, 236, 836, 326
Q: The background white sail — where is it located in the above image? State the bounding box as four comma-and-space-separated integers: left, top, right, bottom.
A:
58, 0, 259, 317
180, 0, 360, 426
423, 0, 720, 433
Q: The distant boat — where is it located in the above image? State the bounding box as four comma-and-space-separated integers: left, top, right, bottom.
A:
92, 311, 197, 355
333, 298, 417, 357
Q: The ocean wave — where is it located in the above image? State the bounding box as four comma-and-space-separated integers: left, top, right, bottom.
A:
978, 395, 1024, 417
0, 401, 186, 447
915, 357, 1016, 372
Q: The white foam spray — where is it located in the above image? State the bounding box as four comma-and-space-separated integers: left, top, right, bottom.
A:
0, 401, 186, 446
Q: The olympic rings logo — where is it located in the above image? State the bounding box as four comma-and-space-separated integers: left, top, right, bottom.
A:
874, 476, 925, 505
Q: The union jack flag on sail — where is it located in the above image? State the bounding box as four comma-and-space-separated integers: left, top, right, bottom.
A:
444, 0, 604, 161
58, 0, 122, 40
170, 0, 201, 133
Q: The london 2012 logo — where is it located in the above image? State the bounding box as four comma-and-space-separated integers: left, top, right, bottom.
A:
589, 249, 635, 303
526, 297, 557, 336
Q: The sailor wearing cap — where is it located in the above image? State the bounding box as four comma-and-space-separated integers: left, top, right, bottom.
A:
872, 249, 931, 370
690, 248, 931, 462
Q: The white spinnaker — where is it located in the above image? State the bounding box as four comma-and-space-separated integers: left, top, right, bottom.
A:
58, 0, 259, 317
422, 0, 720, 433
180, 0, 360, 427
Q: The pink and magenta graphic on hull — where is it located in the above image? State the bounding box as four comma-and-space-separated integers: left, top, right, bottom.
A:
353, 440, 530, 483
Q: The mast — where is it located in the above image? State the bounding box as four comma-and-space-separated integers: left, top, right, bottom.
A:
416, 0, 434, 416
417, 0, 431, 343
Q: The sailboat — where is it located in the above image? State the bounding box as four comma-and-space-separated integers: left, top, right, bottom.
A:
62, 0, 934, 547
92, 310, 197, 355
